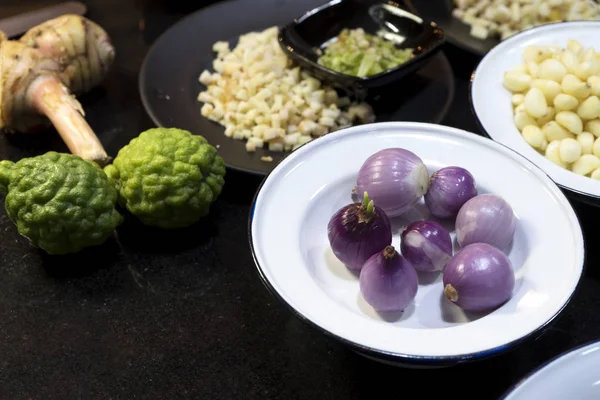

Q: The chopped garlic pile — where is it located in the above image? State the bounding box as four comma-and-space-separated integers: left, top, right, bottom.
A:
453, 0, 600, 41
197, 27, 375, 153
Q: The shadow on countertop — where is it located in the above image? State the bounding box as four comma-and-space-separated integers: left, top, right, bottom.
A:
41, 236, 122, 278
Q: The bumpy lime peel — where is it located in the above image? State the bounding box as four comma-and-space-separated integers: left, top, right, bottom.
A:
0, 152, 122, 255
104, 127, 226, 229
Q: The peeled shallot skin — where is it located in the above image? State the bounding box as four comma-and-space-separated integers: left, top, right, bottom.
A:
400, 220, 453, 272
456, 194, 516, 250
356, 148, 429, 217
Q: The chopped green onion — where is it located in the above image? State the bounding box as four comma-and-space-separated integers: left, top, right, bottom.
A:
317, 28, 413, 77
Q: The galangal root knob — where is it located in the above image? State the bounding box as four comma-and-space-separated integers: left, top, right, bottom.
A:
0, 15, 115, 166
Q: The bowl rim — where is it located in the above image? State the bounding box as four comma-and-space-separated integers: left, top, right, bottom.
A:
277, 0, 446, 82
500, 339, 600, 399
247, 121, 585, 365
469, 20, 600, 202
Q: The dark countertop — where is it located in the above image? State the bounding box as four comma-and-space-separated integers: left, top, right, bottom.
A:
0, 1, 599, 399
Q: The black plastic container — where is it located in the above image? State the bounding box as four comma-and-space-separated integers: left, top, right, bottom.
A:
278, 0, 446, 98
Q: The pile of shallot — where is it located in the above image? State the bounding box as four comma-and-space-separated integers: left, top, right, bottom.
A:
327, 148, 517, 314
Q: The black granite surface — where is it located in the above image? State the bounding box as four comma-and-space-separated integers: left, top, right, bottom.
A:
0, 1, 599, 399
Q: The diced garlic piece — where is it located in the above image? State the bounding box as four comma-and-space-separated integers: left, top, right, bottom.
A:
297, 135, 313, 145
212, 40, 230, 54
263, 128, 285, 142
309, 101, 322, 111
224, 125, 235, 137
348, 104, 375, 123
470, 24, 489, 40
311, 90, 325, 105
208, 85, 226, 100
301, 108, 317, 121
226, 101, 238, 112
241, 129, 252, 139
313, 125, 328, 137
283, 132, 301, 146
199, 70, 213, 85
248, 137, 264, 149
197, 91, 212, 103
494, 4, 512, 22
251, 124, 269, 139
452, 8, 464, 18
268, 141, 284, 152
318, 116, 335, 127
222, 62, 242, 75
200, 104, 214, 117
271, 114, 281, 130
324, 89, 338, 105
213, 59, 224, 72
298, 120, 317, 135
538, 3, 551, 17
209, 107, 224, 121
232, 129, 245, 140
322, 108, 341, 120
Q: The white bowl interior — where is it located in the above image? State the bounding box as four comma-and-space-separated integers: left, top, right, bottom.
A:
251, 122, 583, 358
504, 341, 600, 399
300, 168, 530, 329
472, 21, 600, 199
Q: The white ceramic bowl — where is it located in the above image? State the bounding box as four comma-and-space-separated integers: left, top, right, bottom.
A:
471, 21, 600, 202
502, 340, 600, 399
249, 122, 584, 365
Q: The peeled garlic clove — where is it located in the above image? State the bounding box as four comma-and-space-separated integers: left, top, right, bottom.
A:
524, 87, 548, 118
571, 154, 600, 175
556, 111, 583, 135
559, 138, 582, 163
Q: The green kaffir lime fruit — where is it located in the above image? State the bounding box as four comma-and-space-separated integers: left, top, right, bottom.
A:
104, 128, 226, 229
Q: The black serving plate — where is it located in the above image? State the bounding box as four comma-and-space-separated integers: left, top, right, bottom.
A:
405, 0, 499, 56
139, 0, 455, 176
279, 0, 445, 97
